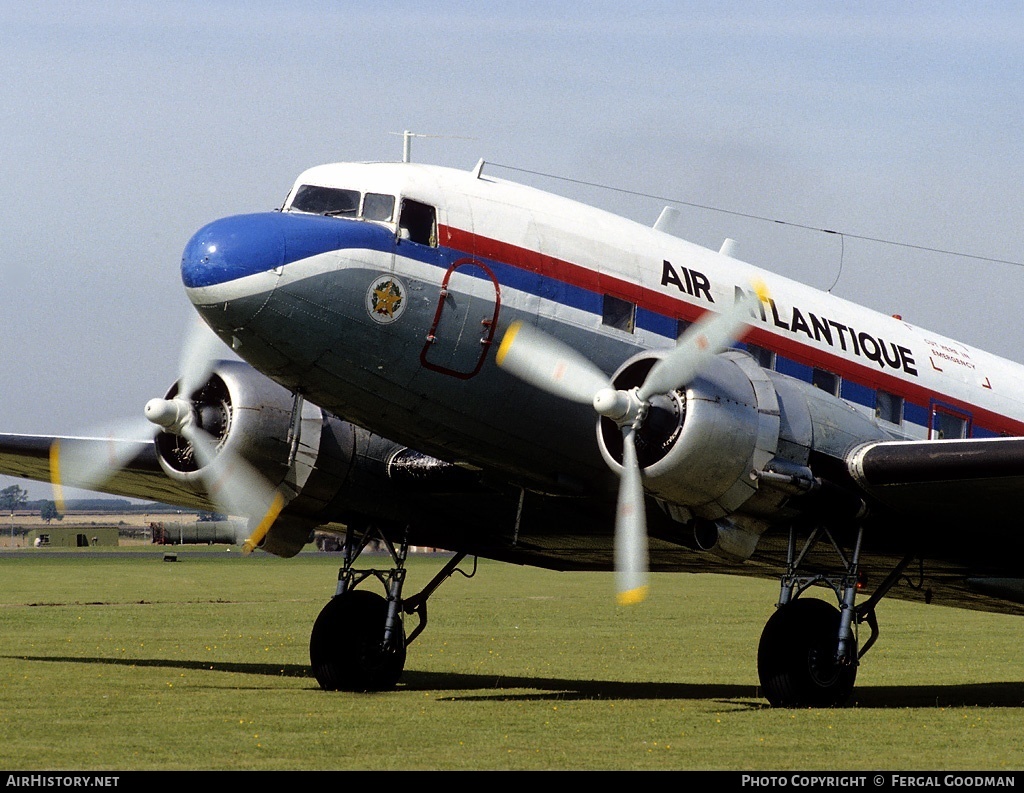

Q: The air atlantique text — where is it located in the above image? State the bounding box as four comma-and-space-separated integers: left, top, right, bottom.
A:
659, 260, 919, 376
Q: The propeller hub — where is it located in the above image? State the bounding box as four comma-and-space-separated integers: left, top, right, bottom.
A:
594, 387, 647, 428
145, 397, 194, 435
593, 388, 627, 419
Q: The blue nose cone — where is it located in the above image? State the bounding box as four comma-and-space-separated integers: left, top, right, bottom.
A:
181, 213, 288, 289
181, 211, 396, 289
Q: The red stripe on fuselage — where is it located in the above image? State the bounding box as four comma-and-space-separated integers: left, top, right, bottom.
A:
441, 225, 1024, 436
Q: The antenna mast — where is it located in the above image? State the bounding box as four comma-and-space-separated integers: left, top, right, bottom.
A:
402, 130, 414, 163
391, 130, 476, 163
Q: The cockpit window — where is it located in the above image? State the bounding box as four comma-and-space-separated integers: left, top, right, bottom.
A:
399, 199, 437, 246
363, 192, 395, 222
288, 185, 399, 227
291, 185, 360, 216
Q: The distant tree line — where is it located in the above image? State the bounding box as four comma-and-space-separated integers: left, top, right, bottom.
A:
1, 484, 197, 521
23, 498, 192, 514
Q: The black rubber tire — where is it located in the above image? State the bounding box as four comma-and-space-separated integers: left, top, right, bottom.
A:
757, 597, 857, 708
309, 589, 406, 692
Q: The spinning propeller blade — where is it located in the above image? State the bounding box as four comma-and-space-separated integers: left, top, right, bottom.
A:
49, 417, 157, 513
176, 317, 225, 401
496, 321, 612, 404
50, 316, 287, 551
181, 424, 286, 554
496, 282, 767, 604
638, 280, 768, 401
615, 426, 648, 605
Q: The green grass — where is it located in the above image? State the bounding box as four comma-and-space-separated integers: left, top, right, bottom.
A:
1, 549, 1023, 770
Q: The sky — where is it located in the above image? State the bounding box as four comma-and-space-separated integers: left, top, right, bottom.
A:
2, 1, 1023, 499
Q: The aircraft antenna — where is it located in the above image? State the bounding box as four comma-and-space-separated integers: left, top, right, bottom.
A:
389, 130, 475, 163
486, 162, 1024, 272
826, 232, 846, 293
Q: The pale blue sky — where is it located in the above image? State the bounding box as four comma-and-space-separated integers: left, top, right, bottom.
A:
2, 2, 1023, 498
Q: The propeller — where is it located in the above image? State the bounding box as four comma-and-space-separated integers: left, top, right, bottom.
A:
49, 416, 157, 513
496, 281, 768, 604
50, 317, 286, 553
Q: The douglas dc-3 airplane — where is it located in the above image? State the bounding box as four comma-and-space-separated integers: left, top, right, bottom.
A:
3, 155, 1024, 708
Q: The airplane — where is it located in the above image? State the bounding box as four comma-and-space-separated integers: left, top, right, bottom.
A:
3, 152, 1024, 708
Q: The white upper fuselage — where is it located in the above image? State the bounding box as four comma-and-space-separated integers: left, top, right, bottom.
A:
181, 161, 1024, 480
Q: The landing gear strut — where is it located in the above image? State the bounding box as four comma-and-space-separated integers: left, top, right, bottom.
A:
758, 524, 913, 707
309, 524, 475, 691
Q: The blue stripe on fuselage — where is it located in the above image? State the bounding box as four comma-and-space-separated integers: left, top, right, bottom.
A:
181, 212, 620, 329
181, 213, 653, 336
183, 214, 988, 431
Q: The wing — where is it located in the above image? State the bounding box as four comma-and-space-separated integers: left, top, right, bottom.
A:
846, 436, 1024, 522
0, 433, 216, 511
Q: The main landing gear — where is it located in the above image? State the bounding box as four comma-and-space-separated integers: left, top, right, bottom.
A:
757, 523, 913, 708
309, 524, 476, 691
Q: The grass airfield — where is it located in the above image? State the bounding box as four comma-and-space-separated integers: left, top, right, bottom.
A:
1, 548, 1023, 771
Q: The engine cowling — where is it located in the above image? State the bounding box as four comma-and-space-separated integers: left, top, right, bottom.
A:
151, 359, 474, 558
154, 360, 297, 486
150, 360, 337, 555
597, 346, 898, 560
598, 349, 782, 523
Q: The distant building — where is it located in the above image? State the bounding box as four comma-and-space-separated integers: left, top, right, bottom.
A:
28, 527, 119, 548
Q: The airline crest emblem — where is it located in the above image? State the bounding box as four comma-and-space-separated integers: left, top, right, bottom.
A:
366, 275, 407, 324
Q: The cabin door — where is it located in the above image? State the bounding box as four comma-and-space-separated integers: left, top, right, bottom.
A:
420, 258, 501, 379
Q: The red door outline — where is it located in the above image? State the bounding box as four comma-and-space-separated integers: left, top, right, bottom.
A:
420, 258, 501, 380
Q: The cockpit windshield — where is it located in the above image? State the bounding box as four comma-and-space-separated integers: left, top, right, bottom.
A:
288, 185, 395, 223
291, 185, 359, 216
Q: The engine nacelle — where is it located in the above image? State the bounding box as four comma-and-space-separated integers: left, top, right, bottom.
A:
152, 359, 474, 558
599, 346, 899, 559
155, 359, 299, 488
598, 349, 782, 522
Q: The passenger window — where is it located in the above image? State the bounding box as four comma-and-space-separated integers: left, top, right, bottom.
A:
399, 199, 437, 246
875, 390, 903, 424
291, 185, 360, 216
931, 409, 967, 440
602, 295, 635, 333
363, 193, 395, 222
812, 368, 840, 396
676, 319, 692, 339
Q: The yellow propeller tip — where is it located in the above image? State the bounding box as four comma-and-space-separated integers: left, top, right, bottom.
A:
495, 321, 523, 367
49, 441, 66, 514
240, 491, 286, 556
751, 279, 770, 303
616, 586, 649, 606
